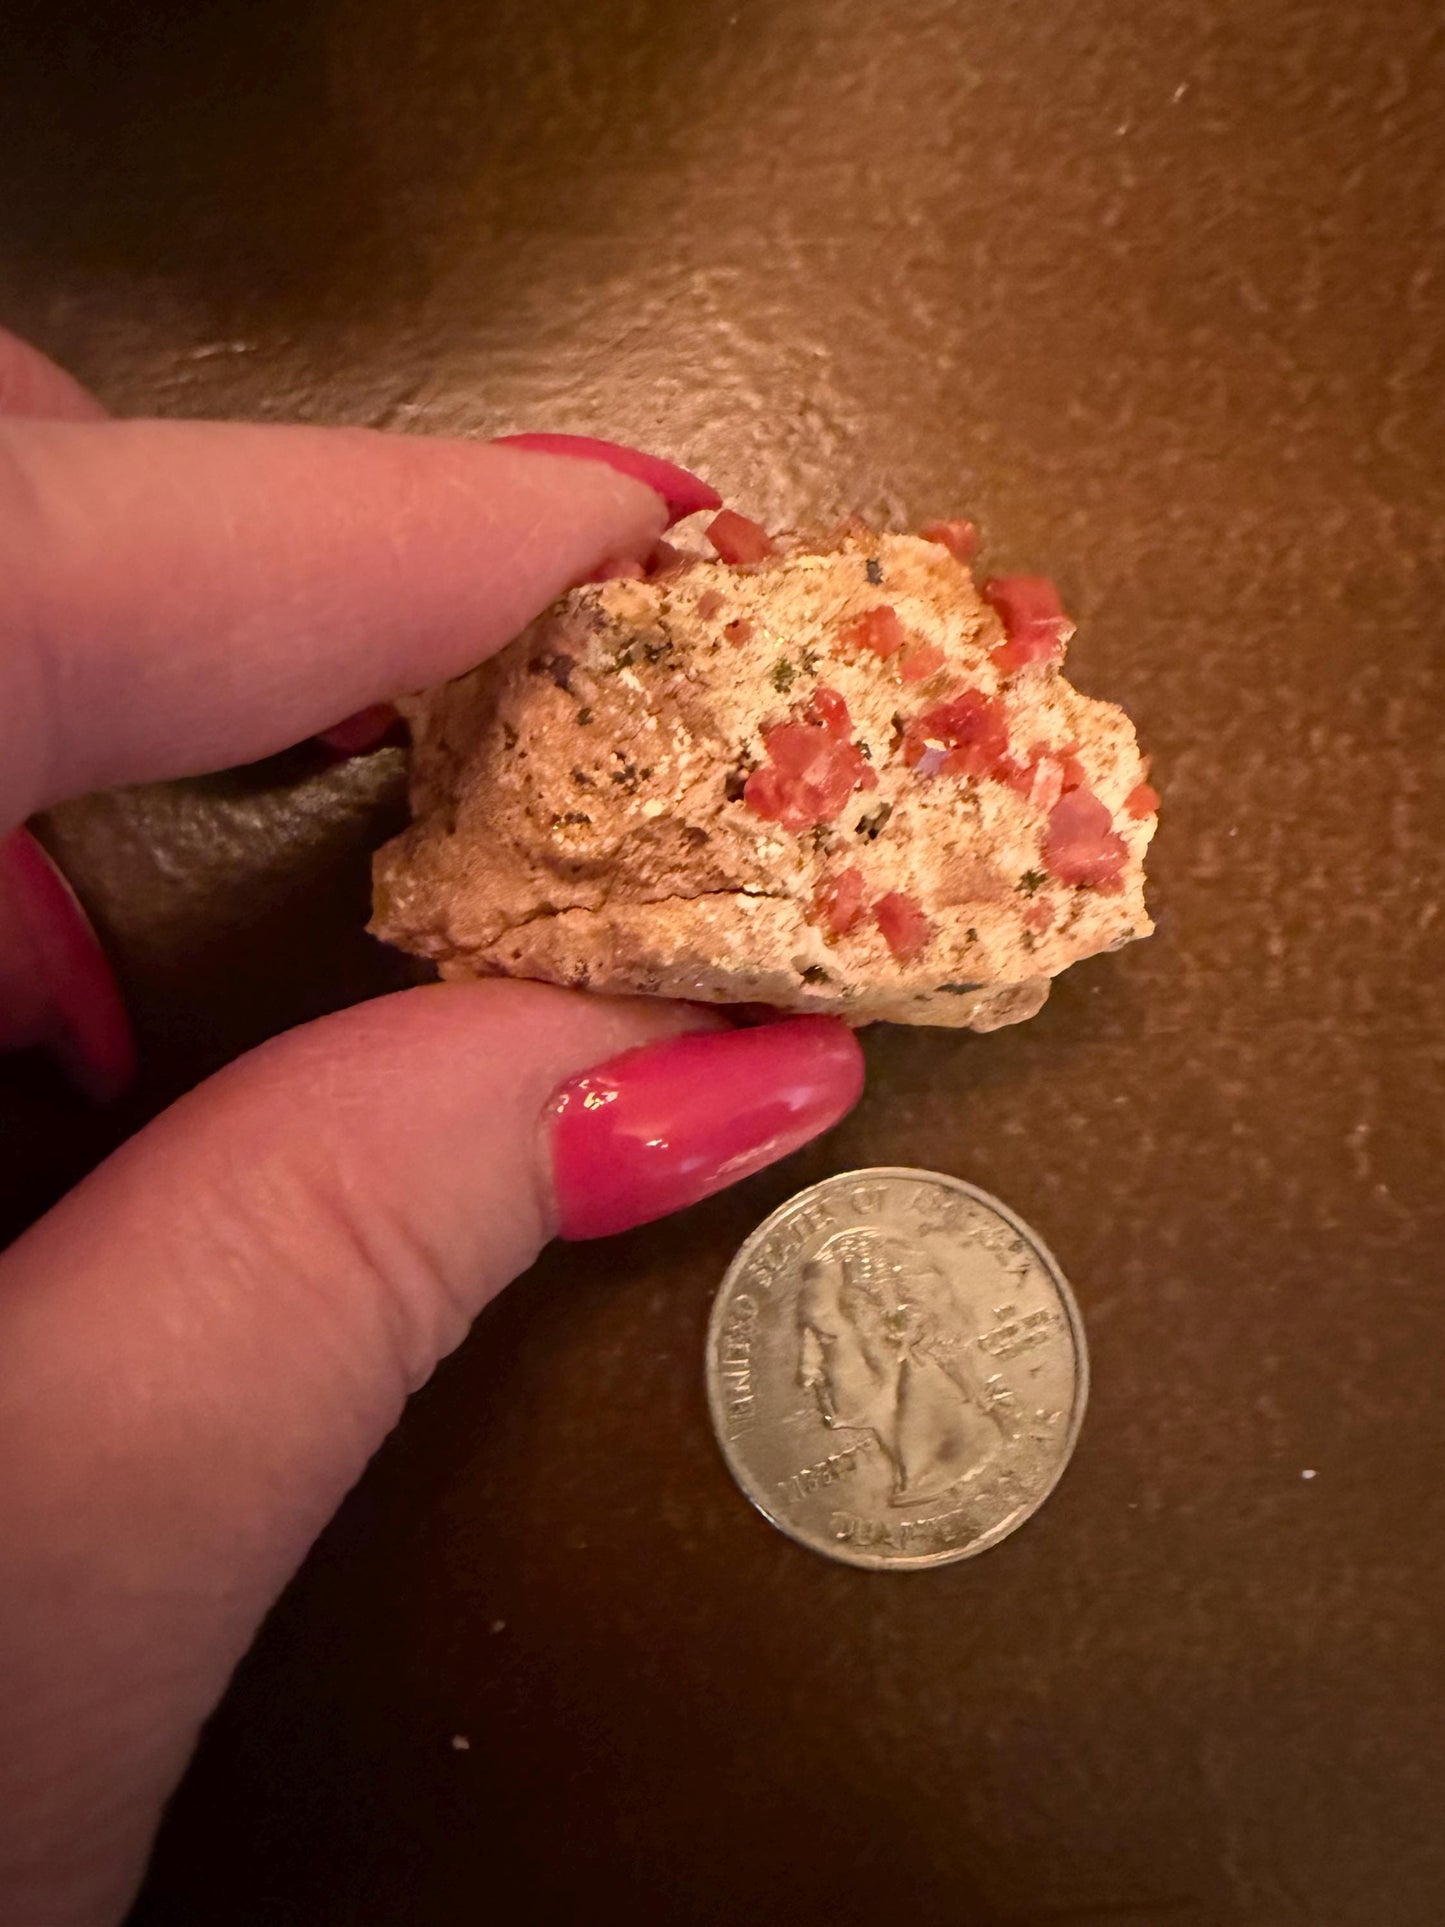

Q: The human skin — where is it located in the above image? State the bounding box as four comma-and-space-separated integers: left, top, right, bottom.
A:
0, 327, 865, 1927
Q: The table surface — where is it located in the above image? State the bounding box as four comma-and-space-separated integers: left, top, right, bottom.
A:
3, 2, 1443, 1922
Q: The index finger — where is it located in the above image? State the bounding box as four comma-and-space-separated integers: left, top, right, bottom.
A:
0, 415, 716, 829
0, 326, 107, 422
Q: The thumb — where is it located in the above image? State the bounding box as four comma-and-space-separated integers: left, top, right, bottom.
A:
0, 985, 861, 1926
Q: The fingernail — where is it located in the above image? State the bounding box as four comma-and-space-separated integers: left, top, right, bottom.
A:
495, 433, 721, 528
315, 702, 404, 758
0, 828, 136, 1102
548, 1016, 864, 1241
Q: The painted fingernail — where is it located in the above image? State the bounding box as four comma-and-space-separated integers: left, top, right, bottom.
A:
0, 828, 135, 1101
548, 1016, 864, 1241
315, 702, 404, 758
495, 433, 722, 527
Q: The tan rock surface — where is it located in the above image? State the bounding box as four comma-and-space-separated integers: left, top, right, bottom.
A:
372, 529, 1155, 1027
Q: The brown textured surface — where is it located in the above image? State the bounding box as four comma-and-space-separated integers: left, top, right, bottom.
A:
2, 1, 1443, 1922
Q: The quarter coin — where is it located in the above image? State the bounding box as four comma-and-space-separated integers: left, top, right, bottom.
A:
706, 1168, 1088, 1569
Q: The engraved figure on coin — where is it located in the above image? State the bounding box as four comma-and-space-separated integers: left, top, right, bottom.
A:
796, 1229, 1018, 1506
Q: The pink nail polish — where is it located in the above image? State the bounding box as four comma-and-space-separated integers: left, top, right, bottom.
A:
0, 828, 136, 1101
315, 702, 405, 758
548, 1016, 864, 1241
495, 433, 722, 527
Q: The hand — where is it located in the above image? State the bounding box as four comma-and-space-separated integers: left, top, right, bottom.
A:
0, 328, 864, 1927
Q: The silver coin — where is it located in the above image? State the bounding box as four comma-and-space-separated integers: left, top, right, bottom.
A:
706, 1168, 1088, 1570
